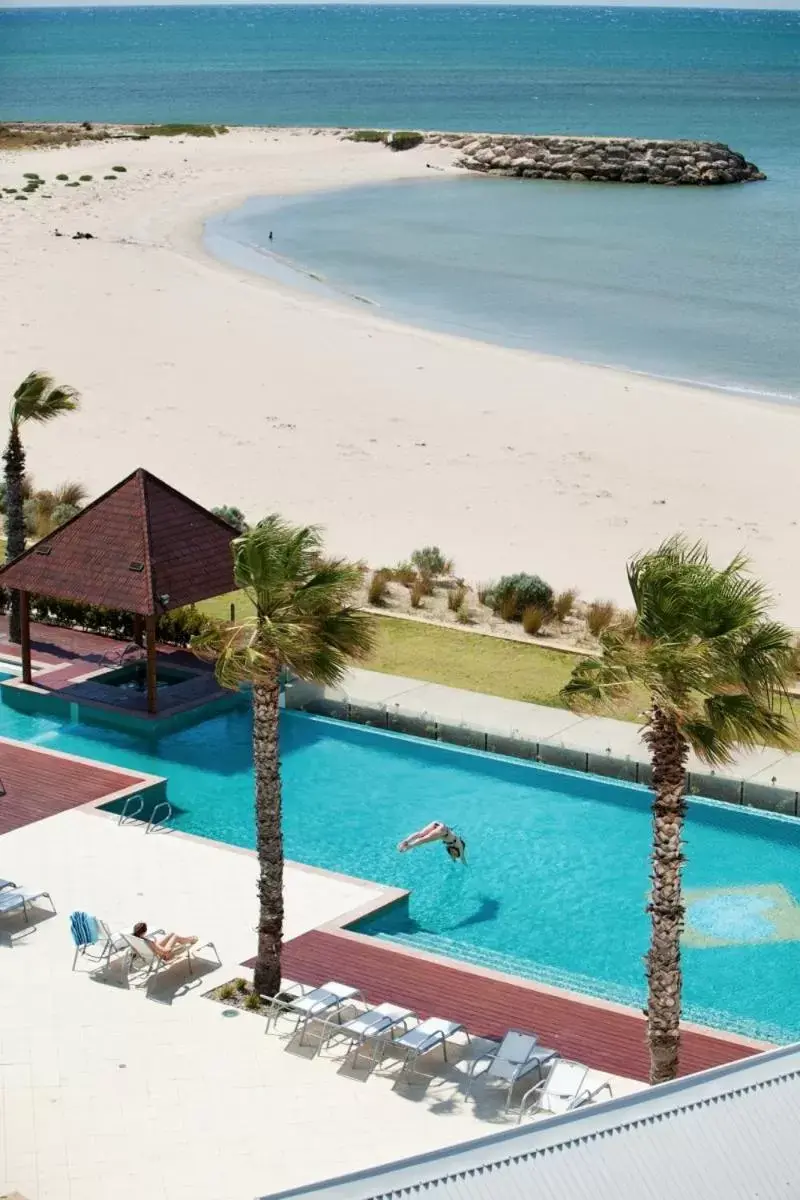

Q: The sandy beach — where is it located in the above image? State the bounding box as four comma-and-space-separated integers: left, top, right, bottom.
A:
1, 127, 798, 618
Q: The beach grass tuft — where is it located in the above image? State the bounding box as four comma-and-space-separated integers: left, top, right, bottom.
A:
347, 129, 388, 143
367, 570, 390, 607
587, 599, 617, 637
553, 588, 578, 621
135, 123, 227, 138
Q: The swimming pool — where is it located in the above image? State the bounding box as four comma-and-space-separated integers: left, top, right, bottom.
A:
1, 696, 799, 1043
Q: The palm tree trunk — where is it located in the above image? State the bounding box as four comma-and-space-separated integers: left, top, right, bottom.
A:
3, 423, 26, 644
643, 705, 689, 1085
251, 670, 284, 997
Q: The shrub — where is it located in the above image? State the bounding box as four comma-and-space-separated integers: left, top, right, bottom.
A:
11, 593, 215, 647
56, 174, 69, 181
387, 561, 417, 587
51, 502, 80, 528
218, 982, 237, 1001
103, 175, 117, 180
79, 174, 93, 181
65, 182, 80, 187
522, 605, 549, 636
409, 580, 426, 608
234, 977, 249, 994
411, 546, 452, 577
135, 124, 220, 138
23, 172, 40, 179
4, 187, 17, 193
112, 165, 127, 172
389, 131, 424, 152
243, 992, 262, 1012
23, 184, 38, 193
367, 570, 390, 607
447, 585, 467, 612
487, 574, 553, 623
553, 588, 578, 621
14, 194, 28, 200
211, 505, 248, 533
587, 600, 616, 637
347, 129, 387, 143
456, 600, 473, 624
612, 609, 639, 639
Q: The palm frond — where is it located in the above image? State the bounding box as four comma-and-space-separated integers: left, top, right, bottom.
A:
11, 371, 80, 427
568, 534, 794, 766
192, 515, 373, 691
683, 692, 795, 764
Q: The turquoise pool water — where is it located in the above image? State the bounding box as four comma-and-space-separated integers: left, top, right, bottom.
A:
1, 696, 799, 1042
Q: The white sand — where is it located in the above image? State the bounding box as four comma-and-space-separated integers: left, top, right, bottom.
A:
1, 128, 798, 617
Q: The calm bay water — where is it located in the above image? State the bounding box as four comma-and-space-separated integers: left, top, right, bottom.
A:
3, 5, 799, 397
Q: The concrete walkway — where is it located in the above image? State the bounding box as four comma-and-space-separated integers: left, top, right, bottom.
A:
286, 668, 800, 817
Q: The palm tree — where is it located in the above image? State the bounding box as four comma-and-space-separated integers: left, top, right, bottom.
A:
193, 516, 374, 996
4, 372, 80, 641
562, 536, 794, 1085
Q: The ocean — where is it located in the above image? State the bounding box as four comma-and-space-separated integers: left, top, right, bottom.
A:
3, 5, 799, 398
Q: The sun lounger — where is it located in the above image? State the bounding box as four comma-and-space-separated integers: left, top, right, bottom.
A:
323, 1003, 417, 1070
121, 932, 221, 989
265, 981, 363, 1042
466, 1030, 557, 1110
70, 913, 130, 971
519, 1059, 613, 1122
0, 887, 56, 923
0, 878, 17, 892
388, 1017, 471, 1078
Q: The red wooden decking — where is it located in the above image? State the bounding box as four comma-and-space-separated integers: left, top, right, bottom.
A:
0, 741, 144, 834
273, 929, 762, 1083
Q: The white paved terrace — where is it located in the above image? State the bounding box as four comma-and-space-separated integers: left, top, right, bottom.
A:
0, 808, 638, 1200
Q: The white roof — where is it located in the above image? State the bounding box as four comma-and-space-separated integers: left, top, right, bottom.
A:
258, 1044, 800, 1200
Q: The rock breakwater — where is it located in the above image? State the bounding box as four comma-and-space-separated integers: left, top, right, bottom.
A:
426, 132, 765, 185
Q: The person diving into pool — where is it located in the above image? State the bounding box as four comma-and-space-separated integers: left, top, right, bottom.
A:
398, 821, 467, 864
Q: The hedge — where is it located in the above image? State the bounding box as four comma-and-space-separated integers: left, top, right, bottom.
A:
0, 590, 215, 648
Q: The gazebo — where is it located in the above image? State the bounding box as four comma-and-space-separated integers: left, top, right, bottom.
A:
0, 468, 237, 714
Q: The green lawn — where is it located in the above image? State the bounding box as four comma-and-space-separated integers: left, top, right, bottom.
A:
195, 595, 800, 747
197, 593, 586, 710
366, 616, 579, 708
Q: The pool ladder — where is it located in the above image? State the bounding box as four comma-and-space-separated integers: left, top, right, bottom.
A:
145, 800, 173, 834
118, 793, 145, 824
117, 793, 173, 833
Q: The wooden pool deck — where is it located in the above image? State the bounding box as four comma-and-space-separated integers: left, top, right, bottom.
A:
0, 739, 148, 835
275, 928, 765, 1084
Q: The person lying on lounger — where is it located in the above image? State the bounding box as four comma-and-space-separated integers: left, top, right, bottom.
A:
397, 821, 467, 863
132, 922, 198, 961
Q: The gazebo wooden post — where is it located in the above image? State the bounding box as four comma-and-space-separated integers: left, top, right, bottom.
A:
19, 590, 32, 685
145, 615, 158, 715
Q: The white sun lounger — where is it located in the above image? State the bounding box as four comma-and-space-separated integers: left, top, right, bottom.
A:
466, 1030, 557, 1110
121, 933, 221, 989
519, 1059, 613, 1122
323, 1003, 417, 1070
265, 981, 363, 1043
0, 887, 56, 923
389, 1017, 471, 1078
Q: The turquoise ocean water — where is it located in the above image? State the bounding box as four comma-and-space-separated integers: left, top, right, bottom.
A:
2, 5, 799, 396
2, 684, 800, 1044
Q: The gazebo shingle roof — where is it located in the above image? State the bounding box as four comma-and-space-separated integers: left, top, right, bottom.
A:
0, 468, 236, 615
